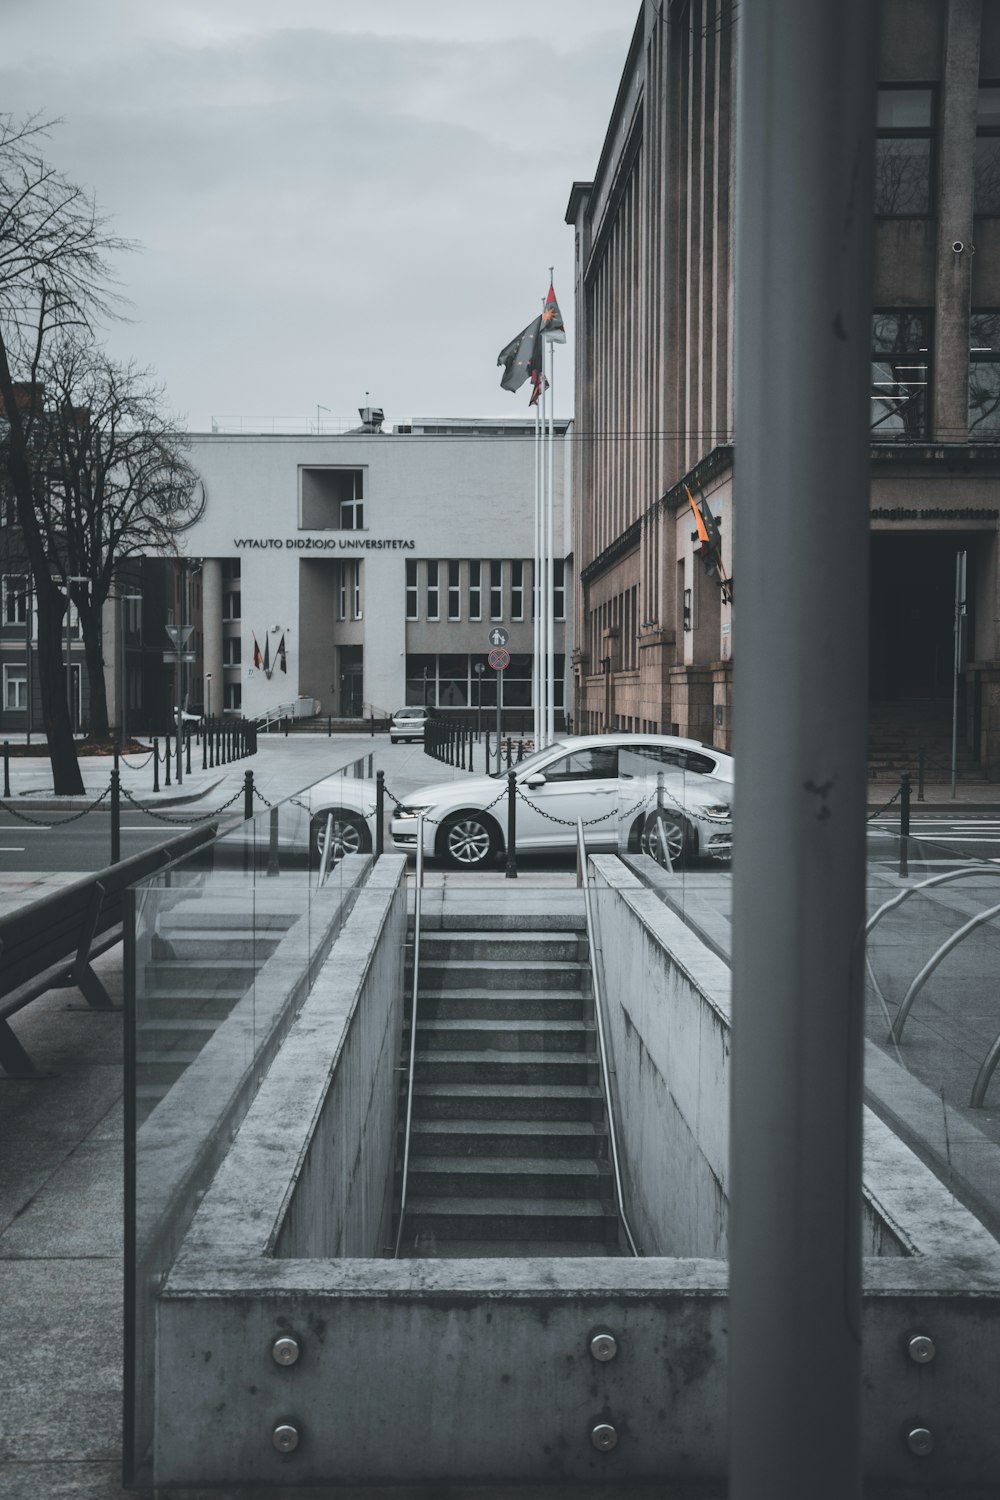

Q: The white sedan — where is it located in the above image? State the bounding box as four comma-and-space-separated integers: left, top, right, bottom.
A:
390, 733, 733, 870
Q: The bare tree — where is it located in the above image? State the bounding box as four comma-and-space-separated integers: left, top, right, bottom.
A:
0, 112, 132, 793
29, 337, 203, 738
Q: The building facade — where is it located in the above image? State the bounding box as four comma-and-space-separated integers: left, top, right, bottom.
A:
173, 417, 571, 728
567, 0, 1000, 767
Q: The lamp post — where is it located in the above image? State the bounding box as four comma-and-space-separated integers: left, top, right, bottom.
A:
206, 672, 212, 721
474, 661, 485, 738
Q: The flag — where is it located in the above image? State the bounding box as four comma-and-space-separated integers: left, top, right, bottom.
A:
541, 281, 566, 343
686, 486, 733, 601
252, 632, 262, 669
277, 633, 287, 673
497, 316, 542, 392
263, 634, 271, 676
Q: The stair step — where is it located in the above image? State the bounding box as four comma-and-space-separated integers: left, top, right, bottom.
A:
406, 1118, 608, 1158
152, 932, 284, 960
407, 1019, 593, 1052
403, 1195, 619, 1243
417, 959, 587, 993
412, 1083, 604, 1121
405, 1156, 610, 1200
413, 989, 586, 1021
136, 1049, 203, 1084
401, 1239, 619, 1258
413, 1049, 597, 1085
420, 932, 584, 963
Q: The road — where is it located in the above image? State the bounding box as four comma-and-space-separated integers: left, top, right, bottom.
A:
867, 815, 1000, 871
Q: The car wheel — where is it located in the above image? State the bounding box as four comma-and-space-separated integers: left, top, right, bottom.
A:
440, 813, 499, 870
312, 812, 371, 863
642, 810, 690, 869
390, 736, 399, 744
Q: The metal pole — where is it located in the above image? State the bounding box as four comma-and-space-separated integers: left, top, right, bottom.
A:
730, 3, 875, 1497
152, 739, 159, 794
375, 769, 385, 858
505, 769, 517, 878
2, 741, 8, 799
25, 579, 32, 745
951, 549, 966, 799
111, 744, 121, 865
546, 334, 556, 746
496, 669, 503, 774
899, 771, 911, 881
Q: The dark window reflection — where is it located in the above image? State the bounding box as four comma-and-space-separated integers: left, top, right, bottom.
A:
975, 86, 1000, 214
871, 311, 930, 440
969, 312, 1000, 437
875, 87, 933, 215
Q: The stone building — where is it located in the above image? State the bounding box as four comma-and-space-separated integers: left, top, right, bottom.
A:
566, 0, 1000, 768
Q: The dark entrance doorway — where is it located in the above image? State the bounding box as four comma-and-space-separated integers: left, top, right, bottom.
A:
869, 534, 972, 701
339, 645, 363, 717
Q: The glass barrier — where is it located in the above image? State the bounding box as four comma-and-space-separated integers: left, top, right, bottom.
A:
127, 754, 374, 1483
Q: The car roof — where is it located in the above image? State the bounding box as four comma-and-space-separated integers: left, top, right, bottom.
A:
551, 733, 730, 758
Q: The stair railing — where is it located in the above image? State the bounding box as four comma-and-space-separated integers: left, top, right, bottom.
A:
393, 813, 425, 1258
576, 819, 639, 1257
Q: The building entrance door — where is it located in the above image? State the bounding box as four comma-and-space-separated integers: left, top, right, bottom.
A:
869, 534, 974, 701
339, 645, 363, 717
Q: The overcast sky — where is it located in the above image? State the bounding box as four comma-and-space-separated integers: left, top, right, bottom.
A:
3, 1, 637, 432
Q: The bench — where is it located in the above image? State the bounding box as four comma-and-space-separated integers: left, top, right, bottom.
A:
0, 823, 218, 1078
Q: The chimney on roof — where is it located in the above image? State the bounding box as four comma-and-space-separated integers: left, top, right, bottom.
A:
358, 406, 385, 432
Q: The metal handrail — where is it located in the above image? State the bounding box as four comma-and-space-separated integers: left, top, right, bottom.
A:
393, 813, 425, 1258
576, 819, 639, 1257
888, 898, 1000, 1045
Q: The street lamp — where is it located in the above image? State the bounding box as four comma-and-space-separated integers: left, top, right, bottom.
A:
205, 672, 212, 721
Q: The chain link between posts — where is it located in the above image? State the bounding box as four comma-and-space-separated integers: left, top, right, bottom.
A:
120, 784, 246, 823
0, 784, 112, 827
867, 783, 904, 822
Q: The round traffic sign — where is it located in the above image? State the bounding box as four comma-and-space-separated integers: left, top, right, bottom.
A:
488, 647, 510, 671
487, 627, 510, 648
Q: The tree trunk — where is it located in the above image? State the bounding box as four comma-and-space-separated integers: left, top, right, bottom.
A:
37, 586, 85, 795
79, 603, 110, 739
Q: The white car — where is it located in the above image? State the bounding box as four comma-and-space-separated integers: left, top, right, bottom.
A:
389, 706, 436, 743
390, 733, 733, 870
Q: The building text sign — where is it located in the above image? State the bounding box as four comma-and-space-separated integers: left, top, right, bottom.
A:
232, 537, 416, 551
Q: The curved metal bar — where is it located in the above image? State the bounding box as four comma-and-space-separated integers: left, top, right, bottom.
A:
866, 864, 1000, 939
888, 899, 1000, 1045
393, 814, 424, 1258
971, 1029, 1000, 1108
576, 819, 639, 1257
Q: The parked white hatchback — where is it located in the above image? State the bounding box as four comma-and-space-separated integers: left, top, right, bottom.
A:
390, 733, 733, 869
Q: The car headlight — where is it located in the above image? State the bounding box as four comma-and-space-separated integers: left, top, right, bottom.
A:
700, 804, 732, 820
395, 804, 433, 819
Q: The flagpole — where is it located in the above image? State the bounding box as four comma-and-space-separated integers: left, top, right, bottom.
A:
539, 340, 549, 746
533, 379, 542, 747
546, 334, 556, 745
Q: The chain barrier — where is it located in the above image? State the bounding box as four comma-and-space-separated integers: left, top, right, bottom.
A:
381, 775, 655, 833
0, 784, 113, 827
867, 784, 904, 823
119, 750, 155, 771
120, 783, 246, 824
252, 787, 275, 810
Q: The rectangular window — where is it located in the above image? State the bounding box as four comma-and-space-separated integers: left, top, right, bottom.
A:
222, 637, 241, 666
224, 682, 242, 712
223, 590, 241, 621
468, 561, 481, 621
2, 574, 28, 626
510, 561, 523, 621
406, 559, 418, 620
3, 664, 27, 710
338, 565, 347, 621
405, 653, 436, 705
970, 311, 1000, 436
871, 310, 930, 440
490, 561, 503, 621
426, 561, 439, 621
448, 561, 461, 621
975, 85, 1000, 215
553, 558, 566, 621
222, 559, 241, 581
299, 468, 365, 530
354, 560, 362, 620
439, 653, 468, 707
875, 86, 933, 215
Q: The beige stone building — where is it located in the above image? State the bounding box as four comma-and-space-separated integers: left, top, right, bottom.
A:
567, 0, 1000, 769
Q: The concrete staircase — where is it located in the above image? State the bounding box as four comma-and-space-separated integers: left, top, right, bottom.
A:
395, 914, 622, 1257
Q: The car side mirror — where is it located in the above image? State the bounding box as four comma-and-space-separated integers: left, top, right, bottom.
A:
524, 773, 546, 789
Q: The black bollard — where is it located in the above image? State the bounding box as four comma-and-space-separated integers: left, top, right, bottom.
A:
244, 768, 254, 820
376, 770, 385, 857
516, 739, 524, 764
111, 745, 121, 864
328, 715, 332, 737
164, 734, 171, 788
185, 729, 192, 776
202, 724, 208, 770
899, 771, 911, 880
153, 739, 160, 793
505, 770, 518, 878
2, 741, 9, 800
505, 737, 512, 769
917, 745, 925, 802
467, 729, 474, 775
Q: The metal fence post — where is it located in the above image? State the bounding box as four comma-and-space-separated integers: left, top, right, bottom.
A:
899, 771, 911, 880
152, 739, 160, 793
185, 730, 192, 776
164, 735, 171, 788
202, 725, 208, 770
917, 745, 925, 802
376, 769, 385, 858
2, 741, 9, 800
505, 770, 518, 879
111, 745, 121, 864
244, 769, 254, 821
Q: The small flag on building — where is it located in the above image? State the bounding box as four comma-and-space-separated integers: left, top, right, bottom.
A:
497, 315, 542, 393
262, 634, 271, 677
252, 632, 262, 669
277, 634, 287, 673
541, 281, 566, 342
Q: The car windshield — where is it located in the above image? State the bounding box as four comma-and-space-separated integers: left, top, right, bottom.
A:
395, 709, 424, 719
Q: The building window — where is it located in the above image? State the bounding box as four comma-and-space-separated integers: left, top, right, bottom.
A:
553, 558, 565, 620
222, 559, 241, 581
871, 310, 930, 440
510, 561, 523, 621
448, 561, 461, 621
426, 561, 439, 621
224, 682, 242, 712
222, 637, 241, 666
970, 312, 1000, 436
406, 559, 418, 620
3, 664, 27, 710
223, 589, 241, 621
975, 85, 1000, 215
490, 561, 503, 620
2, 574, 28, 626
354, 561, 362, 619
299, 468, 365, 530
468, 561, 481, 621
405, 653, 436, 705
337, 561, 362, 620
875, 86, 933, 215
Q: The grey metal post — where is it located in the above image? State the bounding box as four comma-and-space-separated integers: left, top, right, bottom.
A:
731, 4, 875, 1498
